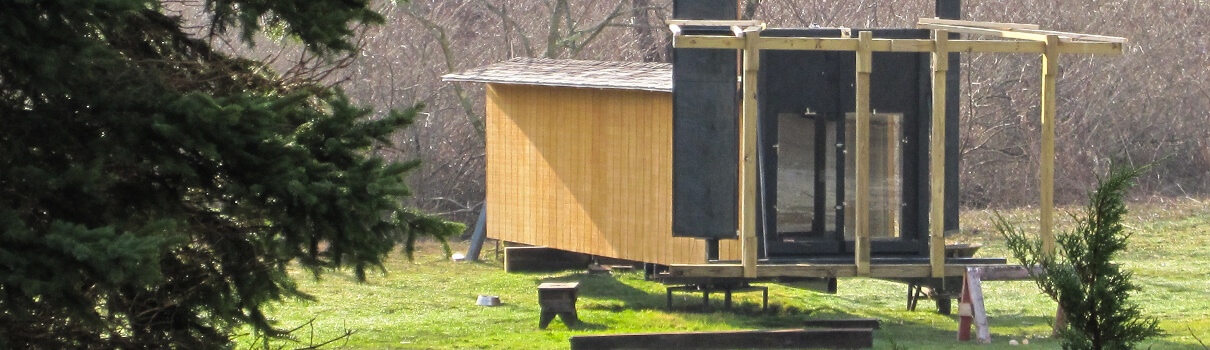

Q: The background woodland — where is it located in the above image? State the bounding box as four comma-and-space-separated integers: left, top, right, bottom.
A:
177, 0, 1210, 225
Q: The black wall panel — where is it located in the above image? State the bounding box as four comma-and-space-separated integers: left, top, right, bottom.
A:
671, 1, 739, 238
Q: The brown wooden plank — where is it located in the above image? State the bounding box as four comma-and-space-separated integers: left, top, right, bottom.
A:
1053, 41, 1123, 55
676, 33, 1122, 55
973, 265, 1041, 281
594, 89, 616, 258
569, 328, 873, 350
665, 19, 765, 27
1011, 28, 1127, 43
585, 88, 602, 256
619, 89, 636, 260
659, 93, 673, 262
653, 92, 674, 264
917, 23, 1051, 42
486, 84, 521, 245
550, 87, 563, 252
917, 18, 1041, 31
517, 85, 530, 246
636, 91, 650, 260
569, 87, 585, 252
484, 84, 503, 242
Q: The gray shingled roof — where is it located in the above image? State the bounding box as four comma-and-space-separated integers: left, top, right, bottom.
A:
442, 58, 672, 92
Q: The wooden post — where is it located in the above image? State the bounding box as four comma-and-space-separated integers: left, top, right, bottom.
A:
739, 27, 762, 278
1043, 36, 1065, 337
1040, 35, 1059, 255
854, 31, 873, 276
929, 30, 949, 278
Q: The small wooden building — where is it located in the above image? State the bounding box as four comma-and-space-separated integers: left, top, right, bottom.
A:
444, 58, 743, 266
444, 2, 1124, 320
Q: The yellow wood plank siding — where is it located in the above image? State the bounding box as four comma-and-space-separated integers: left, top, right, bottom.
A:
485, 83, 741, 265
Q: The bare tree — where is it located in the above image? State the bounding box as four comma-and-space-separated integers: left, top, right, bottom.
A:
174, 0, 1210, 219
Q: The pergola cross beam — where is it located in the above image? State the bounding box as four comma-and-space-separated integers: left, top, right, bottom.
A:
672, 36, 1123, 54
917, 18, 1127, 43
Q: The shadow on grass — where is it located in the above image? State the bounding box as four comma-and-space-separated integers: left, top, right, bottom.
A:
537, 273, 668, 311
533, 270, 1210, 348
1147, 280, 1207, 295
533, 273, 875, 330
566, 320, 610, 331
866, 309, 1202, 349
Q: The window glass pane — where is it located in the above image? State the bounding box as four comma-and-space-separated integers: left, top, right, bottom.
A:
775, 113, 815, 236
843, 113, 903, 240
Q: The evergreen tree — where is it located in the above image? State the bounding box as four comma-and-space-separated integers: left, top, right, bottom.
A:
0, 0, 462, 348
996, 165, 1160, 350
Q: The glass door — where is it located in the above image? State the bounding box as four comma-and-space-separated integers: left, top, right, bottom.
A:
764, 111, 913, 257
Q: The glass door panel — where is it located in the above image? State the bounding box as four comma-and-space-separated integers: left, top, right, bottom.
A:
775, 112, 838, 240
843, 113, 903, 240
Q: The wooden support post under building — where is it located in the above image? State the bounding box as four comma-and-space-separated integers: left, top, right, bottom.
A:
929, 30, 949, 278
1040, 35, 1059, 255
854, 31, 873, 276
739, 27, 762, 278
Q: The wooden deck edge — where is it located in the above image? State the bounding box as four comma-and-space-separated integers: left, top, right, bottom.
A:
569, 328, 873, 350
664, 263, 1022, 278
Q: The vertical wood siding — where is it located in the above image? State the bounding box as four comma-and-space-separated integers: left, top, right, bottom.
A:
486, 83, 741, 265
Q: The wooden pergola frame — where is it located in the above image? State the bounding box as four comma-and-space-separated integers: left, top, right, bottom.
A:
665, 18, 1125, 279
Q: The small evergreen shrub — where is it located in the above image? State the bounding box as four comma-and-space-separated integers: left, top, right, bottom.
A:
995, 165, 1160, 350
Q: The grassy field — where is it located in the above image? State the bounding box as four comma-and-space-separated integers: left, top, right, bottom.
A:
239, 198, 1210, 349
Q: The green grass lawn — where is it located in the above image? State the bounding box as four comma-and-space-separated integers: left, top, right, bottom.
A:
239, 198, 1210, 349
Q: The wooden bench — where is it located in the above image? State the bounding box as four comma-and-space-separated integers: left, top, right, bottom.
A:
538, 282, 580, 329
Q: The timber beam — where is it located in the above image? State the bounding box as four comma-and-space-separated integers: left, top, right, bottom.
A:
672, 36, 1122, 55
738, 26, 762, 278
665, 263, 1017, 279
929, 30, 949, 278
917, 18, 1127, 43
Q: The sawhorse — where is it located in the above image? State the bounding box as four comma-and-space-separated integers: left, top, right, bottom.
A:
957, 265, 1051, 343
